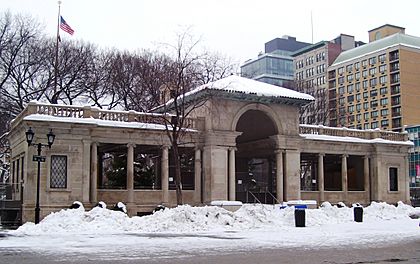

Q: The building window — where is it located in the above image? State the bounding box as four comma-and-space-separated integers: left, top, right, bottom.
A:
356, 94, 361, 101
379, 75, 387, 85
369, 67, 376, 76
364, 123, 370, 129
389, 167, 398, 191
389, 50, 399, 61
339, 97, 345, 104
348, 105, 354, 112
391, 85, 400, 95
355, 82, 361, 92
348, 95, 355, 103
370, 78, 377, 87
363, 80, 368, 89
346, 64, 353, 72
339, 87, 345, 95
380, 98, 388, 106
354, 62, 360, 71
347, 84, 354, 93
381, 109, 389, 116
369, 57, 377, 65
338, 77, 344, 84
370, 100, 378, 108
50, 155, 67, 189
371, 110, 378, 117
356, 103, 362, 111
371, 121, 378, 129
363, 103, 369, 111
380, 87, 388, 95
362, 60, 367, 67
390, 73, 400, 84
338, 67, 344, 75
355, 72, 360, 80
379, 65, 387, 73
390, 62, 399, 71
347, 74, 353, 82
362, 70, 368, 78
381, 119, 389, 127
363, 92, 369, 99
364, 112, 369, 119
391, 95, 401, 105
378, 54, 386, 63
370, 89, 378, 97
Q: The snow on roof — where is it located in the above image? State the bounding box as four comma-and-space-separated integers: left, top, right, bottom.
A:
300, 133, 413, 146
23, 114, 169, 131
331, 33, 420, 67
193, 75, 314, 101
158, 75, 314, 111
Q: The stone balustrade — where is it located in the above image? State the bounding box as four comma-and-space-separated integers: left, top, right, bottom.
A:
299, 124, 408, 142
11, 101, 203, 130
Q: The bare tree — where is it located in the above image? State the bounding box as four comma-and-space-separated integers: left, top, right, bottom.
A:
83, 49, 120, 109
156, 31, 235, 205
49, 40, 95, 105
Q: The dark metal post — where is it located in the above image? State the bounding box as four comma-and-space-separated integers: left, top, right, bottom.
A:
35, 143, 42, 224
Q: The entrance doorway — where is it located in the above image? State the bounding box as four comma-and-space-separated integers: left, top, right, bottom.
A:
234, 109, 278, 203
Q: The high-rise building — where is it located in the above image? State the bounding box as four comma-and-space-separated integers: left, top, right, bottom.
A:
291, 35, 362, 125
407, 125, 420, 188
327, 25, 420, 131
241, 36, 310, 89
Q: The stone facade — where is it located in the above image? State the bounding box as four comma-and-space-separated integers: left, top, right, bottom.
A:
7, 76, 412, 223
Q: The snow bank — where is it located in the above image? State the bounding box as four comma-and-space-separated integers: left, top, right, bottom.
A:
12, 202, 420, 236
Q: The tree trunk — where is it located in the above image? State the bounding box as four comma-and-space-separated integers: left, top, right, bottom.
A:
172, 143, 183, 205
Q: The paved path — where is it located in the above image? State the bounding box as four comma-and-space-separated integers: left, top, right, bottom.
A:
0, 239, 419, 264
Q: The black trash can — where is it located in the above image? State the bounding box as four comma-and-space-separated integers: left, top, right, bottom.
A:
294, 208, 306, 227
354, 206, 363, 222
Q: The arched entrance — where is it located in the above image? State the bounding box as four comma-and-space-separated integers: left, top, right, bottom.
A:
234, 109, 278, 203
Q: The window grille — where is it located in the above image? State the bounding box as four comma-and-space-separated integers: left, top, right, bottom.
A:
50, 155, 67, 188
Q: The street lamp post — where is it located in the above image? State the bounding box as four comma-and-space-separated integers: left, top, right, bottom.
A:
25, 127, 55, 224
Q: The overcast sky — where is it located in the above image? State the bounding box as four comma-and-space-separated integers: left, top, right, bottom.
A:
1, 0, 419, 65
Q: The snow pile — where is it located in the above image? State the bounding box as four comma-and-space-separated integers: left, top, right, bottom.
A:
12, 202, 420, 236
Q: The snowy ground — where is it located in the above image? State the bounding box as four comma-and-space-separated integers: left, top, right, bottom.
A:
0, 201, 419, 261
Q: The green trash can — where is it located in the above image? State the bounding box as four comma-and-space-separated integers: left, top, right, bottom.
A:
294, 208, 306, 227
354, 206, 363, 222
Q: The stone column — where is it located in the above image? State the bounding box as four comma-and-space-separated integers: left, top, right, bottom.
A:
127, 143, 135, 204
194, 148, 202, 203
90, 142, 98, 203
284, 149, 301, 201
82, 140, 91, 203
161, 146, 169, 205
342, 154, 348, 201
228, 147, 236, 201
275, 150, 284, 203
318, 153, 325, 203
363, 156, 370, 195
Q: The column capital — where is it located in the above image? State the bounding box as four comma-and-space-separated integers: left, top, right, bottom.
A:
228, 147, 237, 152
82, 139, 92, 145
318, 153, 325, 157
342, 154, 349, 158
363, 155, 370, 159
274, 149, 284, 154
161, 144, 170, 150
127, 142, 136, 148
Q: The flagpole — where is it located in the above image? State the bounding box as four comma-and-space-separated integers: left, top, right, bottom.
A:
53, 0, 61, 104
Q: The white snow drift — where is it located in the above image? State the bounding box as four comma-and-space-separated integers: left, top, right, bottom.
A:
11, 201, 420, 236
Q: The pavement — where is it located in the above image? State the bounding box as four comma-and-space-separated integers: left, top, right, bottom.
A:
0, 238, 419, 264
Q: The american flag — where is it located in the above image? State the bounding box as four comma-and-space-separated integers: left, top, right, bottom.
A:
60, 16, 74, 35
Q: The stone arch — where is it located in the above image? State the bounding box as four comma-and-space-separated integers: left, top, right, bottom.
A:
231, 103, 283, 135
